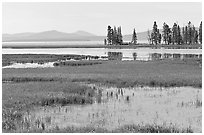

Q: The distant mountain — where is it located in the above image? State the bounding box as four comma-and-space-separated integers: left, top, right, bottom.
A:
2, 30, 150, 42
2, 30, 105, 42
123, 31, 149, 41
3, 27, 199, 42
73, 30, 96, 37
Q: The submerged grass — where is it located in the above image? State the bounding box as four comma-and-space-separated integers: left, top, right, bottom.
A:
24, 124, 193, 133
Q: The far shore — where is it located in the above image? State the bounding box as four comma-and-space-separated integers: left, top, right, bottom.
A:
2, 43, 202, 49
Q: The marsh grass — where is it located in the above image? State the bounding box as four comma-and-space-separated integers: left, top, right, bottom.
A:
24, 124, 193, 133
2, 77, 63, 83
71, 77, 202, 88
2, 81, 96, 132
2, 58, 202, 132
53, 60, 104, 67
40, 95, 93, 106
3, 59, 201, 88
2, 54, 101, 67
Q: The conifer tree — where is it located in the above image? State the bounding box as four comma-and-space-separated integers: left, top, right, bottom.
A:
131, 28, 137, 44
192, 26, 196, 44
107, 25, 113, 45
177, 25, 182, 45
162, 22, 171, 45
187, 21, 192, 44
194, 30, 198, 44
182, 27, 185, 44
158, 29, 161, 44
172, 23, 178, 44
117, 26, 123, 45
113, 26, 118, 45
199, 21, 202, 44
184, 26, 188, 44
151, 21, 159, 45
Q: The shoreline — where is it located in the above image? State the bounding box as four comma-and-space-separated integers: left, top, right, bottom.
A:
2, 44, 202, 49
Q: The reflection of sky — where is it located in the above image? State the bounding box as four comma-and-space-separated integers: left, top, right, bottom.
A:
3, 48, 202, 61
3, 48, 202, 55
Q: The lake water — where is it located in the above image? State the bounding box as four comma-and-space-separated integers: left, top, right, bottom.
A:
3, 47, 202, 61
2, 41, 202, 68
2, 40, 148, 47
23, 83, 202, 132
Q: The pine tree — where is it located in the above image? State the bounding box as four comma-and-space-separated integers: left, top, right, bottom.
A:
194, 30, 198, 44
117, 26, 123, 45
151, 21, 158, 45
113, 26, 118, 45
187, 21, 192, 44
199, 21, 202, 44
182, 27, 185, 44
168, 34, 172, 44
192, 26, 196, 44
177, 25, 182, 45
162, 22, 167, 44
162, 22, 171, 45
158, 29, 161, 44
185, 26, 188, 44
131, 28, 137, 44
172, 23, 178, 45
107, 25, 113, 45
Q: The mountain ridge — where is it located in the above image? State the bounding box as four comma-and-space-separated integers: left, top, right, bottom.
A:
3, 30, 149, 42
3, 27, 199, 42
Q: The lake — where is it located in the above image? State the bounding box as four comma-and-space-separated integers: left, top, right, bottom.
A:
23, 83, 202, 132
2, 40, 149, 47
2, 47, 202, 61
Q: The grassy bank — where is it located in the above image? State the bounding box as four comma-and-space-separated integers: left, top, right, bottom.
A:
3, 59, 202, 88
2, 54, 101, 66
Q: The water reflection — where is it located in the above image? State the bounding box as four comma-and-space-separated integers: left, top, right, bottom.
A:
106, 52, 202, 61
108, 52, 123, 60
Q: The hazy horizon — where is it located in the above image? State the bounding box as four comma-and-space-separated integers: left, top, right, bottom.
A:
3, 2, 202, 36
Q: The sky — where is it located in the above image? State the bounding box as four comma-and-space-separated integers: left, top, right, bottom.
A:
2, 2, 202, 35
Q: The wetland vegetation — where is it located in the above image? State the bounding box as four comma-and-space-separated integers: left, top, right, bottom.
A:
2, 53, 202, 133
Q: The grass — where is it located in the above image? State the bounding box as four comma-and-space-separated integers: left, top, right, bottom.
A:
2, 81, 96, 132
2, 54, 101, 66
2, 56, 202, 132
3, 59, 202, 88
2, 77, 63, 83
53, 60, 104, 67
24, 124, 193, 133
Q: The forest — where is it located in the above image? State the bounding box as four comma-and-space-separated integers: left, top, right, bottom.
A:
106, 21, 202, 45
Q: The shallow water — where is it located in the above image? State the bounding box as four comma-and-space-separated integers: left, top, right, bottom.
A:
2, 47, 202, 69
23, 84, 202, 132
2, 62, 55, 69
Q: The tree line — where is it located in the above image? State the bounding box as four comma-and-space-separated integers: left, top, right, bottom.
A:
148, 21, 202, 45
106, 26, 123, 45
106, 21, 202, 45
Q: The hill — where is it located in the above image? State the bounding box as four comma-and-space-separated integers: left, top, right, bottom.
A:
2, 30, 149, 42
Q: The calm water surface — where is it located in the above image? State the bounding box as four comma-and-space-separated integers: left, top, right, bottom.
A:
3, 47, 202, 61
